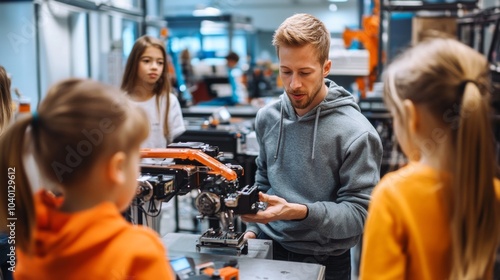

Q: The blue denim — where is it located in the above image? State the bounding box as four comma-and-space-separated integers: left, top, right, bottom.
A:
258, 232, 351, 280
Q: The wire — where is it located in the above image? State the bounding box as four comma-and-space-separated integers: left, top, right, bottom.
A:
129, 195, 166, 228
143, 198, 163, 218
148, 197, 157, 213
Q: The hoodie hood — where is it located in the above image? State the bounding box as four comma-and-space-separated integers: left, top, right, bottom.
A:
30, 190, 127, 258
280, 79, 360, 121
274, 79, 360, 160
15, 190, 174, 279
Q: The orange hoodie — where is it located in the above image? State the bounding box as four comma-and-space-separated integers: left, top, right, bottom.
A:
14, 190, 175, 280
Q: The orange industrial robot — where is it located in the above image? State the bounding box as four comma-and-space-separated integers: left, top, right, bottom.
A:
343, 0, 380, 98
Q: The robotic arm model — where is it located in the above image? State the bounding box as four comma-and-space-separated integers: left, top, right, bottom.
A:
136, 142, 263, 255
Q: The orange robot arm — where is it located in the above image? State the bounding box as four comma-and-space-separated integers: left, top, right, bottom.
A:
140, 148, 238, 181
342, 0, 380, 97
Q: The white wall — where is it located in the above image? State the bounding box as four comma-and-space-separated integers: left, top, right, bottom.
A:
1, 1, 142, 105
38, 2, 90, 94
38, 3, 70, 95
0, 2, 92, 108
70, 12, 89, 78
0, 2, 39, 109
89, 12, 101, 81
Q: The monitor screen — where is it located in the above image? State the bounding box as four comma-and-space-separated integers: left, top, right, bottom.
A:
170, 257, 191, 272
204, 77, 231, 97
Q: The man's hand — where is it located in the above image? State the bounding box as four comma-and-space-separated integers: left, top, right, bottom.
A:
240, 192, 307, 224
243, 231, 256, 239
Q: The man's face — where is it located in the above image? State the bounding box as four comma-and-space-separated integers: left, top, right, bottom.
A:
279, 44, 331, 116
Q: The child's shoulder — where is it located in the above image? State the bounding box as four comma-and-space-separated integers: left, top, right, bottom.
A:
118, 224, 165, 249
378, 162, 429, 185
374, 162, 439, 199
105, 223, 167, 263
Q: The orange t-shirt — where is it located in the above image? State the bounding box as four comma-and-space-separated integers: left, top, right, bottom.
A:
360, 162, 500, 280
14, 190, 175, 279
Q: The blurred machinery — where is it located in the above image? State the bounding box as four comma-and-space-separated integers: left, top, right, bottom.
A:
343, 0, 380, 98
130, 142, 264, 255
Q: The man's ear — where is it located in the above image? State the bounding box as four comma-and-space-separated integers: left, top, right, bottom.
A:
323, 60, 332, 78
107, 151, 127, 186
403, 99, 419, 135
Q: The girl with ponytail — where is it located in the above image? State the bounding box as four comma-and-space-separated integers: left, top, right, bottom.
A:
360, 37, 500, 279
0, 79, 174, 279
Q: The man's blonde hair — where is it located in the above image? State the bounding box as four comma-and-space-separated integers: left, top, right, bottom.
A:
273, 13, 330, 65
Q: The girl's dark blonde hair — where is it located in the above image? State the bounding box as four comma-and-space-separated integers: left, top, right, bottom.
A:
272, 13, 330, 65
383, 37, 500, 279
121, 35, 172, 141
0, 79, 149, 252
0, 65, 13, 135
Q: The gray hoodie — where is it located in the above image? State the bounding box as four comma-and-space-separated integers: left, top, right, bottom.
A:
246, 79, 383, 256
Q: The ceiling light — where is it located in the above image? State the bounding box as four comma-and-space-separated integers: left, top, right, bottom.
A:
192, 7, 221, 17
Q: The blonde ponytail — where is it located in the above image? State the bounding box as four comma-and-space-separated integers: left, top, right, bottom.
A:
451, 81, 500, 279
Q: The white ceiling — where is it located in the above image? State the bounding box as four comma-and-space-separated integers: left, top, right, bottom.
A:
163, 0, 360, 32
164, 0, 333, 10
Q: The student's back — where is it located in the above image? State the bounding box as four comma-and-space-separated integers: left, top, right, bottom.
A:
360, 37, 500, 280
362, 162, 500, 279
15, 191, 172, 279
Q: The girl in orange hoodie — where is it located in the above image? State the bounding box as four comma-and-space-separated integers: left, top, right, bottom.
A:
0, 79, 175, 279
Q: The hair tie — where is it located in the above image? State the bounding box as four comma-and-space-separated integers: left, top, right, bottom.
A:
32, 111, 39, 128
459, 79, 477, 94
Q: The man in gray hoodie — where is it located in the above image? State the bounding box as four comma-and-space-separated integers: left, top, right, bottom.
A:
241, 13, 383, 280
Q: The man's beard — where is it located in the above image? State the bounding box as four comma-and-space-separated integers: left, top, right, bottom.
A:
288, 83, 322, 110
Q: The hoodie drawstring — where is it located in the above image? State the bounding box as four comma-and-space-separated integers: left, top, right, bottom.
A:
311, 107, 321, 160
274, 104, 284, 160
